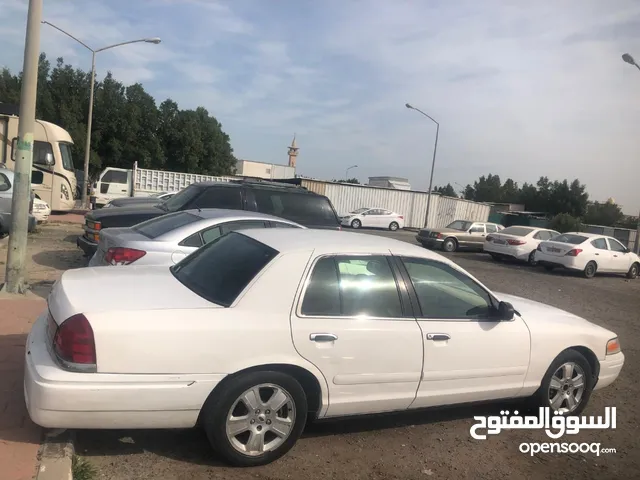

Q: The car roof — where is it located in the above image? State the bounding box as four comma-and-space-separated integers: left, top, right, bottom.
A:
240, 228, 443, 258
561, 232, 603, 238
182, 208, 304, 225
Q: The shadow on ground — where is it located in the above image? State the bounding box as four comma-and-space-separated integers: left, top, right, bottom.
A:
31, 251, 87, 271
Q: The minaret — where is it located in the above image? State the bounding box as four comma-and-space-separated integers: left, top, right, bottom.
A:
287, 134, 299, 168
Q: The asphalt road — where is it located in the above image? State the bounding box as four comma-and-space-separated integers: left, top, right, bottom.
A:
75, 228, 640, 480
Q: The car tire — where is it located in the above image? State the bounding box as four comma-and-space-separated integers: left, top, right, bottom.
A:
442, 238, 457, 252
529, 349, 594, 416
626, 262, 639, 279
527, 251, 538, 266
201, 371, 308, 467
489, 253, 502, 261
351, 219, 361, 229
544, 265, 554, 272
583, 261, 597, 279
389, 221, 399, 231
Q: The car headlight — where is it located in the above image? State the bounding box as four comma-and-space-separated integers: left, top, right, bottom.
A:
606, 337, 621, 355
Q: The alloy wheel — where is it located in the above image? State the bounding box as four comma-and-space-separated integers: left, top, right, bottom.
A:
547, 362, 585, 414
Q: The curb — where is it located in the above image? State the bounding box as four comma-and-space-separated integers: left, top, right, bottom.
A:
36, 429, 74, 480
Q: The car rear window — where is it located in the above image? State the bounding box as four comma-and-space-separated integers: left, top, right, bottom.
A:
133, 212, 200, 239
253, 189, 339, 226
552, 234, 588, 245
501, 227, 534, 237
171, 232, 278, 307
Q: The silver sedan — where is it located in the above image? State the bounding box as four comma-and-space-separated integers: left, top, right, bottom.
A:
88, 209, 304, 267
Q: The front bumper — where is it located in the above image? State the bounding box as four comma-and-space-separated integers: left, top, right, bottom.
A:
416, 234, 442, 248
77, 234, 98, 256
594, 352, 624, 391
24, 311, 225, 429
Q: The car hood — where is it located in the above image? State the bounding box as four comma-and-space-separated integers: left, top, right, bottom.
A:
87, 204, 166, 221
109, 197, 162, 208
48, 266, 216, 322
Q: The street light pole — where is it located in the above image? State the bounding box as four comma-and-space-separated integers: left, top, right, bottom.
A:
2, 0, 43, 294
41, 21, 161, 208
345, 164, 358, 180
406, 103, 439, 228
621, 53, 640, 254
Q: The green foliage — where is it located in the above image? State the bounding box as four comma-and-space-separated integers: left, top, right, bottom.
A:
333, 178, 360, 184
616, 215, 638, 230
549, 213, 582, 233
433, 183, 457, 197
1, 53, 236, 177
462, 173, 589, 217
72, 456, 97, 480
583, 200, 624, 227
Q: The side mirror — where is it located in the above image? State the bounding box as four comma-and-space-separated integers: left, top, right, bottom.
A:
44, 152, 54, 166
498, 301, 515, 321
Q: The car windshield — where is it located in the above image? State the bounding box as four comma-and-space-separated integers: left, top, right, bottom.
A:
501, 226, 534, 237
58, 143, 74, 172
161, 184, 202, 212
133, 212, 200, 239
552, 234, 588, 245
171, 232, 278, 307
446, 220, 472, 231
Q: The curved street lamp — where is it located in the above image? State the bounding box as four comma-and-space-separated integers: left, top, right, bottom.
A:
345, 164, 358, 181
42, 21, 161, 207
406, 103, 439, 228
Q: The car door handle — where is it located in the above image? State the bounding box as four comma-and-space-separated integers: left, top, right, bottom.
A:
595, 253, 599, 255
426, 333, 451, 341
614, 255, 618, 258
309, 333, 338, 342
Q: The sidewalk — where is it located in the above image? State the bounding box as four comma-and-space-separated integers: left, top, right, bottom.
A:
0, 295, 46, 480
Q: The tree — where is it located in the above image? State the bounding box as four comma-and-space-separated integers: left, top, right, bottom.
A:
333, 178, 360, 184
433, 183, 457, 197
583, 200, 624, 227
549, 213, 582, 233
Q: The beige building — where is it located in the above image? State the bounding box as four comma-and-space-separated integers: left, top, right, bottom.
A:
234, 135, 298, 180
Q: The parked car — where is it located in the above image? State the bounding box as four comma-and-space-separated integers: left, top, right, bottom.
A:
26, 229, 624, 467
340, 207, 405, 231
102, 191, 176, 209
32, 197, 51, 223
535, 232, 639, 279
0, 165, 37, 238
416, 220, 503, 252
483, 226, 560, 265
77, 179, 341, 256
89, 209, 305, 267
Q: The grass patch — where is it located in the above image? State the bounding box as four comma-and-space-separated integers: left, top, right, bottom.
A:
72, 455, 97, 480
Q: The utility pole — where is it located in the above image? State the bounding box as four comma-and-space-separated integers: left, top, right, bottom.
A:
2, 0, 42, 294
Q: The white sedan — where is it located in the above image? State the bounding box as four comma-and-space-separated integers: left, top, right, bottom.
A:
535, 232, 640, 279
484, 226, 560, 265
24, 229, 624, 466
340, 207, 404, 231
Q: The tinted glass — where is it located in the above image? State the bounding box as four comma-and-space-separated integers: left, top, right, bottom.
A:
608, 238, 627, 252
201, 226, 223, 244
253, 189, 338, 226
591, 238, 608, 250
195, 187, 243, 210
163, 185, 203, 212
447, 220, 471, 231
486, 224, 498, 233
402, 257, 493, 319
273, 221, 299, 228
337, 256, 402, 317
553, 234, 588, 245
503, 226, 534, 237
301, 257, 341, 316
133, 212, 200, 239
59, 143, 74, 171
533, 230, 549, 240
181, 232, 203, 247
220, 220, 267, 234
0, 173, 10, 192
32, 141, 53, 167
171, 232, 278, 307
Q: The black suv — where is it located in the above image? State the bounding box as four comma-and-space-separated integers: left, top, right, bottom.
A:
77, 179, 341, 256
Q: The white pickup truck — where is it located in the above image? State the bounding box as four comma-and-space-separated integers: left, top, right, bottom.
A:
90, 162, 235, 207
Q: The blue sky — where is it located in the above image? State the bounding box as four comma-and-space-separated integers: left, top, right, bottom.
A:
1, 0, 640, 213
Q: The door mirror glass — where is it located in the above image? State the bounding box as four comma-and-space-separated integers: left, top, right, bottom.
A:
498, 301, 515, 321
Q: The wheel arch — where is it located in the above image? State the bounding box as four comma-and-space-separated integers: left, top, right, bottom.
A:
561, 345, 600, 382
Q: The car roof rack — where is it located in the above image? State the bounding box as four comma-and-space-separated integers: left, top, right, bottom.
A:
230, 177, 308, 190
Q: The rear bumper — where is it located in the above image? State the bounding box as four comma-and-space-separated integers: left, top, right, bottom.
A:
77, 234, 98, 256
24, 311, 226, 429
594, 352, 624, 391
534, 251, 583, 270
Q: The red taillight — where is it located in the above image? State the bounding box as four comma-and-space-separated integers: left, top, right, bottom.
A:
52, 314, 96, 368
507, 239, 527, 246
398, 216, 404, 219
104, 247, 146, 265
565, 248, 582, 257
486, 235, 494, 242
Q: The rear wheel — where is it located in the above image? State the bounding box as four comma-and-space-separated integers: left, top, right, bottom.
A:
627, 263, 639, 279
442, 238, 457, 252
544, 265, 554, 272
489, 253, 502, 261
389, 221, 399, 231
202, 371, 308, 467
350, 219, 361, 229
583, 261, 597, 279
527, 250, 538, 266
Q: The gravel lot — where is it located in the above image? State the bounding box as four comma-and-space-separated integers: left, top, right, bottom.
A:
5, 225, 639, 479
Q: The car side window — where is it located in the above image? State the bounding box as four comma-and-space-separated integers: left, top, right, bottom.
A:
272, 221, 298, 228
301, 255, 403, 318
201, 226, 223, 244
608, 238, 627, 253
180, 232, 204, 248
32, 141, 54, 167
534, 231, 550, 240
194, 187, 243, 210
486, 224, 498, 233
469, 224, 485, 233
590, 238, 608, 250
219, 220, 268, 235
0, 173, 10, 192
401, 257, 494, 320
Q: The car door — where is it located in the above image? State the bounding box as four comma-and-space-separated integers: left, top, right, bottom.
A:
607, 238, 632, 272
467, 223, 487, 247
588, 237, 613, 271
358, 209, 376, 227
395, 256, 530, 408
290, 254, 424, 417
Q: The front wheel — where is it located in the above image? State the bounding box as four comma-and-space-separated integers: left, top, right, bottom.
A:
351, 219, 361, 229
442, 238, 457, 252
202, 371, 308, 467
627, 263, 639, 279
389, 221, 399, 231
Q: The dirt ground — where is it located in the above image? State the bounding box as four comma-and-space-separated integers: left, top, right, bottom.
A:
2, 225, 639, 479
